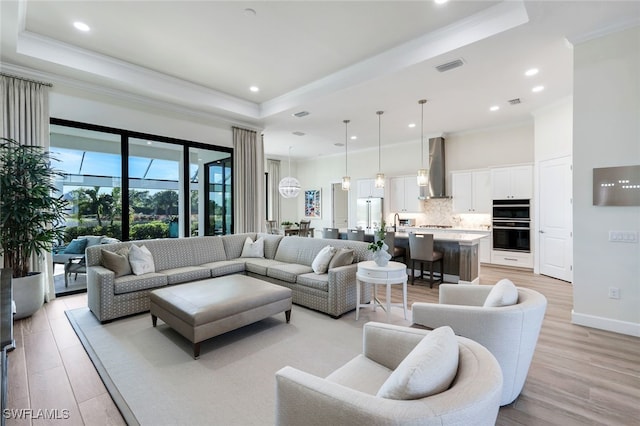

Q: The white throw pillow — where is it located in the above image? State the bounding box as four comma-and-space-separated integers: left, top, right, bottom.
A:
240, 237, 264, 258
311, 245, 337, 274
376, 326, 459, 400
483, 278, 519, 307
129, 244, 156, 275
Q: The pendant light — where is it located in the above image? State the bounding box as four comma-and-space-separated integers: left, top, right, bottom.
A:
374, 111, 385, 188
278, 146, 301, 198
341, 119, 351, 190
417, 99, 428, 187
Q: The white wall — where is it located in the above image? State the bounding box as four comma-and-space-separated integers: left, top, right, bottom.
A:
533, 97, 573, 161
50, 85, 236, 147
445, 122, 534, 173
572, 26, 640, 336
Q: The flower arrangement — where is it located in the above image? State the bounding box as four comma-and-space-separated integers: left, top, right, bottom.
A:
367, 221, 387, 252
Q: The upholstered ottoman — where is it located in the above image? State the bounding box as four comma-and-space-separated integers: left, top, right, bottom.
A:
150, 275, 292, 358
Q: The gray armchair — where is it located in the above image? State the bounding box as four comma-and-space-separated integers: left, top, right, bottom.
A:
275, 321, 502, 426
412, 283, 547, 405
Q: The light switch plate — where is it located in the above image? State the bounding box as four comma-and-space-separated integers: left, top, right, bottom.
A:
609, 231, 638, 243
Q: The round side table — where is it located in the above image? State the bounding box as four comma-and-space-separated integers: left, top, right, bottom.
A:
356, 260, 408, 322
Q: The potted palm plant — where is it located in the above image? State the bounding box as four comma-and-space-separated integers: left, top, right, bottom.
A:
0, 137, 67, 319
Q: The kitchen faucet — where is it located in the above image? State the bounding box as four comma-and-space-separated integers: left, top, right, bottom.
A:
393, 213, 400, 232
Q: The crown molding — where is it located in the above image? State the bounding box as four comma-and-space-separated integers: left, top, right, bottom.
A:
15, 30, 262, 120
0, 62, 263, 133
260, 0, 530, 118
566, 15, 640, 45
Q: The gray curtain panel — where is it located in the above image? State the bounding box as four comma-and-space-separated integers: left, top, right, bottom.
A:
233, 126, 264, 233
0, 74, 56, 301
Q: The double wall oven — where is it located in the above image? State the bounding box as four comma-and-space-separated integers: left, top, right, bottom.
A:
492, 200, 531, 252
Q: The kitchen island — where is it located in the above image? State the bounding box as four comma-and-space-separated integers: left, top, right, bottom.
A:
338, 229, 487, 284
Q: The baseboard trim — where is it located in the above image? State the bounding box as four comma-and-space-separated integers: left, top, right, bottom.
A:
571, 310, 640, 337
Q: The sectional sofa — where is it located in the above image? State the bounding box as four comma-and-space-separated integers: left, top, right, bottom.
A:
86, 233, 374, 322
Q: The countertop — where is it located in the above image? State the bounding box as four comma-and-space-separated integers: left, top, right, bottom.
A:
338, 229, 488, 244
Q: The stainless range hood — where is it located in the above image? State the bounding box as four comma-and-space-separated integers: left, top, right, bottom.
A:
419, 137, 447, 199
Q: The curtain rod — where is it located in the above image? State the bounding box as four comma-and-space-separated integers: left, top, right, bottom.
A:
0, 72, 53, 87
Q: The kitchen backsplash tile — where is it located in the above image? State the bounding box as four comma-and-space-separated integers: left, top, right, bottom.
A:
423, 198, 491, 229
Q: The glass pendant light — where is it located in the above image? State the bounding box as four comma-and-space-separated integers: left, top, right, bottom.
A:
417, 99, 428, 187
278, 146, 301, 198
374, 111, 385, 188
341, 119, 351, 190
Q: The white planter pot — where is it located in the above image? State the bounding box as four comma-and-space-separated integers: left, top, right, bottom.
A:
13, 272, 45, 320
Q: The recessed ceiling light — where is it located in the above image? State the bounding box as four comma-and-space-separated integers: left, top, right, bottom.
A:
408, 123, 416, 128
249, 86, 259, 92
350, 136, 357, 140
525, 68, 539, 77
532, 85, 545, 93
73, 21, 90, 32
434, 0, 449, 4
490, 105, 500, 112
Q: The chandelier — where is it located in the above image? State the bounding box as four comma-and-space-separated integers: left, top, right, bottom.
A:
278, 146, 301, 198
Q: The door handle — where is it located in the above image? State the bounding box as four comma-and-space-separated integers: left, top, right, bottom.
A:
539, 230, 545, 233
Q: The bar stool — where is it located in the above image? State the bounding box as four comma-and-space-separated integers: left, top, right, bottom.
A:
298, 220, 312, 237
323, 228, 339, 239
408, 233, 443, 288
346, 229, 365, 241
385, 231, 406, 263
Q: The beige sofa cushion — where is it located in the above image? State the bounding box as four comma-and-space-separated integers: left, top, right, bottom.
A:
376, 326, 459, 400
483, 278, 518, 307
101, 247, 131, 278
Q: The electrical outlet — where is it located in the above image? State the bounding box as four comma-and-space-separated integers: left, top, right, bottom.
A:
608, 287, 620, 299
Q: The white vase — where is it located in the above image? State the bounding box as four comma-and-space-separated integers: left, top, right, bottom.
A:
373, 241, 391, 267
13, 272, 45, 319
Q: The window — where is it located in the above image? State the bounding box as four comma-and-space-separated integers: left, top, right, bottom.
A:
50, 119, 233, 243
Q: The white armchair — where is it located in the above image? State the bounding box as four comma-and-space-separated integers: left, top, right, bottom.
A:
412, 283, 547, 406
275, 322, 503, 426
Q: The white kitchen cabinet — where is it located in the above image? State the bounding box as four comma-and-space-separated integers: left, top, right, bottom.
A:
451, 170, 491, 213
356, 178, 384, 198
479, 235, 491, 263
389, 176, 421, 213
491, 250, 533, 268
491, 165, 533, 200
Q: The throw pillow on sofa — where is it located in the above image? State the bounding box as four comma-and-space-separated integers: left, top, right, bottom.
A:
483, 278, 518, 307
129, 244, 156, 275
328, 248, 355, 270
376, 326, 459, 400
65, 238, 88, 254
312, 245, 336, 274
101, 247, 132, 278
240, 237, 265, 258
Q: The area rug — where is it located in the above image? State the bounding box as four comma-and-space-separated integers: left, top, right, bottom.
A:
66, 305, 411, 425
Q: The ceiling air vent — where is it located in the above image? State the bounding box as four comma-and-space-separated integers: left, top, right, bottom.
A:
508, 98, 521, 105
292, 131, 305, 136
293, 111, 310, 118
435, 59, 464, 73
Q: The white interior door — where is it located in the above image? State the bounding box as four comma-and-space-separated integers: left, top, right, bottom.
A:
332, 183, 348, 228
539, 156, 573, 282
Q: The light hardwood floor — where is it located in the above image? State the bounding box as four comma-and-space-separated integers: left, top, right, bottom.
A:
6, 265, 640, 425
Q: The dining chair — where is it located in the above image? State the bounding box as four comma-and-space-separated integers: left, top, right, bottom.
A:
408, 233, 443, 287
322, 228, 339, 239
298, 220, 312, 237
385, 231, 406, 263
266, 220, 279, 234
346, 229, 364, 241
